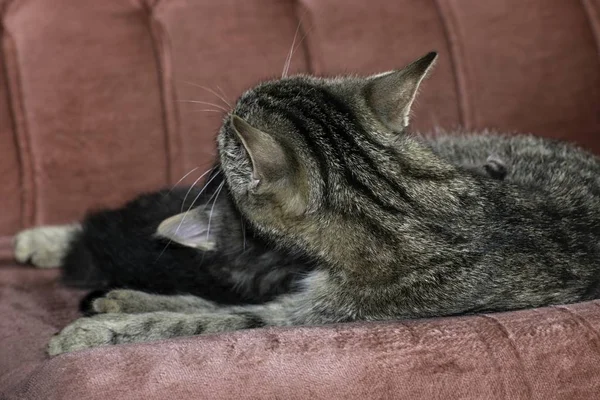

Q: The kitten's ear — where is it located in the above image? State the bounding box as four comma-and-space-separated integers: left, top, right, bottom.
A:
366, 51, 437, 132
230, 115, 289, 184
155, 211, 216, 251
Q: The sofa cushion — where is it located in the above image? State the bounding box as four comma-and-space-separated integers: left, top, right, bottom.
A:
2, 264, 600, 399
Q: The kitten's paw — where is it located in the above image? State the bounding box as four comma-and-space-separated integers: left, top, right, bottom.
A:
92, 289, 151, 314
13, 224, 80, 268
47, 314, 128, 356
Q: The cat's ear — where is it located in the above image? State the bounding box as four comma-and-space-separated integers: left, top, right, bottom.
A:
230, 115, 290, 185
155, 211, 216, 251
365, 51, 437, 132
230, 115, 308, 216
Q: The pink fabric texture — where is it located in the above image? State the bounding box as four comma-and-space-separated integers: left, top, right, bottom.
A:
1, 0, 600, 398
2, 267, 600, 399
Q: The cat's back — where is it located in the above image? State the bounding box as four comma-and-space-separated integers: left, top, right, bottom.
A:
426, 132, 600, 194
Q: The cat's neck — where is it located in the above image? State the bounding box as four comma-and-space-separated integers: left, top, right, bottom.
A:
267, 138, 492, 280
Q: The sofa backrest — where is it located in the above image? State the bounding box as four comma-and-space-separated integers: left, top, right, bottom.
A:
1, 0, 599, 240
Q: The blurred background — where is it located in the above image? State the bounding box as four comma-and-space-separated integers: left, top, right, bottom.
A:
1, 0, 599, 244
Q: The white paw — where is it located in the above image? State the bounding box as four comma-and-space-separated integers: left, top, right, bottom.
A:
13, 224, 80, 268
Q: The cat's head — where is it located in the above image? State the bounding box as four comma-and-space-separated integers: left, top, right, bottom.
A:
218, 52, 439, 241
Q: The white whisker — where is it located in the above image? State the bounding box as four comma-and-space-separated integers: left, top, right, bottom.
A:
174, 170, 222, 236
283, 18, 313, 78
216, 85, 229, 101
206, 181, 225, 241
180, 167, 216, 214
154, 242, 170, 264
167, 166, 199, 194
287, 31, 310, 78
186, 109, 225, 113
197, 178, 223, 212
178, 100, 228, 112
180, 80, 232, 108
155, 168, 219, 263
282, 21, 301, 78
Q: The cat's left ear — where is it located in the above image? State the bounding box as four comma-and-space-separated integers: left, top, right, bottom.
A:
155, 211, 216, 251
230, 115, 291, 185
365, 51, 437, 132
230, 115, 308, 216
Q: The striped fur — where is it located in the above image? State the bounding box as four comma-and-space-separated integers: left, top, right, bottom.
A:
47, 53, 600, 355
218, 53, 600, 320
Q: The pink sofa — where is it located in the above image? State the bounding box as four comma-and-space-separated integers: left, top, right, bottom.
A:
1, 0, 600, 398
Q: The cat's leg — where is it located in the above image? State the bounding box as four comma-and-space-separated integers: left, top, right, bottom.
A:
13, 224, 81, 268
47, 310, 274, 356
90, 289, 221, 314
48, 271, 341, 355
90, 271, 336, 318
48, 295, 301, 355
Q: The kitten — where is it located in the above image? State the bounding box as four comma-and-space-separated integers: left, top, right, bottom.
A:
41, 52, 600, 356
15, 168, 313, 307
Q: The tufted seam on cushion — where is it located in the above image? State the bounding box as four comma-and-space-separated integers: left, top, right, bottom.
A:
580, 0, 600, 58
479, 314, 533, 398
432, 0, 472, 129
139, 0, 182, 185
1, 0, 36, 228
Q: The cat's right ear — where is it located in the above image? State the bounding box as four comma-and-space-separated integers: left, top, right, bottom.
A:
155, 211, 216, 251
365, 51, 437, 132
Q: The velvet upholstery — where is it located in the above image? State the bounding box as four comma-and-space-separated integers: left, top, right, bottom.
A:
1, 0, 600, 398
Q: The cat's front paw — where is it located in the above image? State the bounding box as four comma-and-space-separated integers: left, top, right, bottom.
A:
91, 289, 156, 314
47, 314, 128, 356
14, 224, 80, 268
91, 289, 220, 314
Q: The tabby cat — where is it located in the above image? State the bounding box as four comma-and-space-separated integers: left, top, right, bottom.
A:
18, 52, 600, 356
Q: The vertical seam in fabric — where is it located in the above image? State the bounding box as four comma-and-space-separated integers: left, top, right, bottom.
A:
479, 314, 533, 398
580, 0, 600, 60
295, 0, 318, 75
1, 1, 36, 228
142, 0, 182, 185
432, 0, 472, 129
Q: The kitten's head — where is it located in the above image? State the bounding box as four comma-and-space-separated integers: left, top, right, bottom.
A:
218, 52, 438, 240
154, 185, 259, 254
